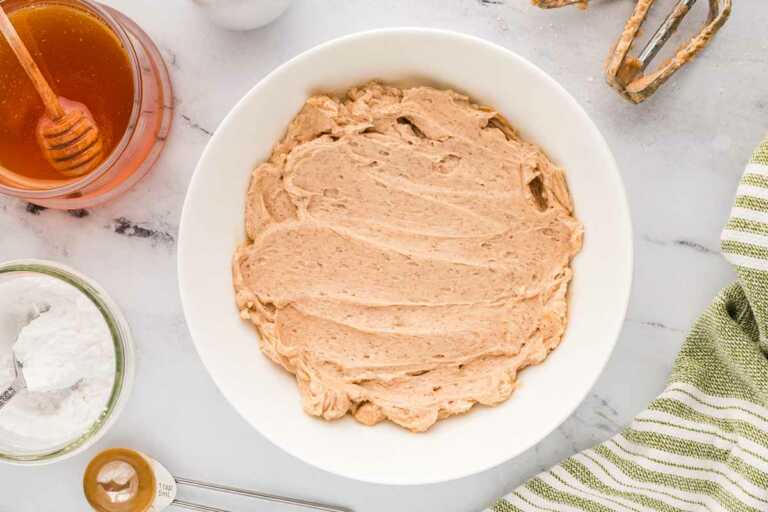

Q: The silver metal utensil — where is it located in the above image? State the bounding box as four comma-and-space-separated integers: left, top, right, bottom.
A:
0, 354, 26, 411
635, 0, 698, 72
171, 477, 351, 512
605, 0, 731, 103
0, 303, 50, 410
84, 448, 351, 512
534, 0, 732, 103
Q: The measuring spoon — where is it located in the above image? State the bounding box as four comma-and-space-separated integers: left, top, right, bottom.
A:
83, 448, 351, 512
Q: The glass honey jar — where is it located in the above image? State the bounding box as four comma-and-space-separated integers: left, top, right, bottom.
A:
0, 0, 172, 209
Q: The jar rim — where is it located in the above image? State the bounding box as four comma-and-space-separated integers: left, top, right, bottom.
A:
0, 259, 135, 464
0, 0, 143, 199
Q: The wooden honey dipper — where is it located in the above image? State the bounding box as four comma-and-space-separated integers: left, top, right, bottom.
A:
0, 6, 103, 179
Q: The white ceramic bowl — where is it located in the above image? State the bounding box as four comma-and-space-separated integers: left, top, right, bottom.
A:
178, 28, 632, 486
191, 0, 293, 31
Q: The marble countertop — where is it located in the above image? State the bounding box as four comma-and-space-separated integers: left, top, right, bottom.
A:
1, 1, 766, 510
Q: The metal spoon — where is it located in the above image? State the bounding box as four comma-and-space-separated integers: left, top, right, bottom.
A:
84, 448, 351, 512
0, 303, 51, 410
0, 354, 26, 411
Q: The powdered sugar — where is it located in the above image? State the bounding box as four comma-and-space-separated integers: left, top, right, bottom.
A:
0, 274, 116, 449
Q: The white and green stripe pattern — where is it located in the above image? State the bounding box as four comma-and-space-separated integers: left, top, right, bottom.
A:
487, 138, 768, 512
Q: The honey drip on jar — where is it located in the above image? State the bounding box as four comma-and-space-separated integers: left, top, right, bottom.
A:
0, 2, 134, 183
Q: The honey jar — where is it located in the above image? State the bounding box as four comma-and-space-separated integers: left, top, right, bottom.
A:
0, 0, 172, 209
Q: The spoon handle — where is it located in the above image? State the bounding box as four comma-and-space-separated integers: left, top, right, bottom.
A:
0, 6, 63, 119
172, 500, 230, 512
174, 477, 351, 512
0, 379, 23, 411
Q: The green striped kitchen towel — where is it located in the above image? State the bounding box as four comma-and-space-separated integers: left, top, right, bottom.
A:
488, 137, 768, 512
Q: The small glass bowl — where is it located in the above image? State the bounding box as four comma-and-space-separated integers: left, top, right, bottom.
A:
0, 259, 135, 465
0, 0, 173, 210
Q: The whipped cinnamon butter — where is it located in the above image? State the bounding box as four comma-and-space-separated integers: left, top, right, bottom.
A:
233, 83, 583, 432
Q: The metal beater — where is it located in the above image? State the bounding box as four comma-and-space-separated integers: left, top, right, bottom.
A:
534, 0, 732, 103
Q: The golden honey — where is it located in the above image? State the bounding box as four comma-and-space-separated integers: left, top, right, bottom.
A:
0, 2, 134, 181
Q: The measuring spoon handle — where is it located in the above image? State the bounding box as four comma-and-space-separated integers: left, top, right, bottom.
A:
172, 500, 231, 512
174, 477, 351, 512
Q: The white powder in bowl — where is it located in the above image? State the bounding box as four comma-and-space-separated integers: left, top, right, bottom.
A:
0, 274, 116, 450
